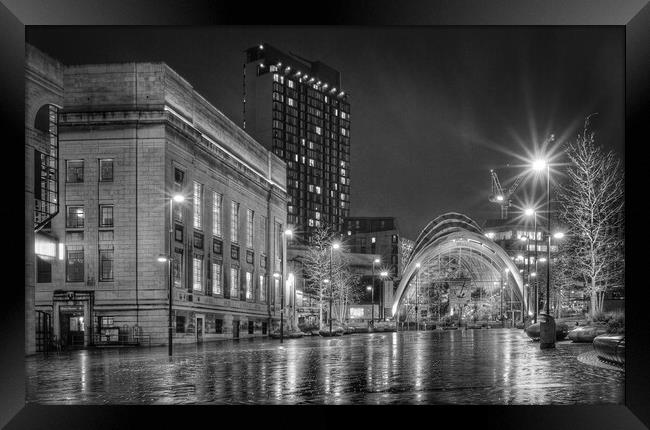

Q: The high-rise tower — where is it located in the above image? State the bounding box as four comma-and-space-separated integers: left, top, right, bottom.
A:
244, 43, 351, 241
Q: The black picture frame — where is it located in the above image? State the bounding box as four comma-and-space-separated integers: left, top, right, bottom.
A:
3, 1, 648, 429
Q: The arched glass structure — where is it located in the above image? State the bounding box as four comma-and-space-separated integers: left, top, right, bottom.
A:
392, 213, 526, 325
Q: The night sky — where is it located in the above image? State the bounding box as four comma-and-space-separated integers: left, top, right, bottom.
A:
26, 27, 624, 240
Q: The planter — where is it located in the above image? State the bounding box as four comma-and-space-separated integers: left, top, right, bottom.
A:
568, 325, 608, 343
524, 322, 569, 340
593, 334, 625, 365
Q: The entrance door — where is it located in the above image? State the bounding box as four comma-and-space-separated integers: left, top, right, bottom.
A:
60, 312, 85, 348
232, 320, 239, 339
196, 317, 204, 343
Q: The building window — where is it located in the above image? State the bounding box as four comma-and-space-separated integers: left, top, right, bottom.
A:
66, 245, 84, 282
245, 272, 253, 300
246, 209, 254, 248
213, 237, 223, 254
231, 244, 240, 260
212, 261, 222, 295
231, 201, 240, 243
66, 160, 84, 183
99, 205, 114, 228
66, 206, 84, 229
173, 249, 183, 289
174, 224, 183, 242
99, 244, 114, 281
259, 274, 266, 302
193, 231, 204, 249
215, 319, 223, 334
246, 249, 254, 264
193, 181, 203, 229
261, 216, 268, 251
36, 256, 51, 283
230, 267, 239, 299
213, 192, 222, 237
193, 256, 203, 292
176, 315, 186, 333
99, 159, 113, 182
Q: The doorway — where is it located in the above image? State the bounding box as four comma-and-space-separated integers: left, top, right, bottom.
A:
59, 311, 85, 348
196, 316, 204, 343
232, 320, 239, 339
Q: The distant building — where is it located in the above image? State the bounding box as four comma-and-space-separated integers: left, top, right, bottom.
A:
26, 44, 289, 350
243, 43, 351, 241
343, 216, 413, 319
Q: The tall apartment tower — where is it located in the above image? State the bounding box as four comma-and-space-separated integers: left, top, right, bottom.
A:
243, 43, 351, 241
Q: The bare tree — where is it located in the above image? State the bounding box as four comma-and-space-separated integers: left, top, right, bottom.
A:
556, 115, 624, 316
300, 225, 361, 328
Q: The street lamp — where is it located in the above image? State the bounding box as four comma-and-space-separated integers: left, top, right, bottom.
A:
370, 258, 380, 328
329, 242, 340, 335
278, 228, 293, 343
415, 263, 421, 331
524, 207, 539, 323
159, 193, 184, 357
379, 270, 389, 324
533, 157, 556, 349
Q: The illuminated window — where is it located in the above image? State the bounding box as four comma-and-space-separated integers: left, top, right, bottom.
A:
230, 267, 239, 298
66, 206, 84, 229
245, 272, 253, 300
212, 261, 222, 295
213, 192, 222, 237
246, 209, 254, 248
315, 126, 322, 135
315, 186, 321, 194
287, 80, 294, 88
259, 274, 266, 302
193, 181, 203, 229
231, 201, 240, 243
193, 256, 203, 291
371, 237, 376, 244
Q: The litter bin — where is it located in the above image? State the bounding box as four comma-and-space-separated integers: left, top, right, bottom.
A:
539, 312, 556, 349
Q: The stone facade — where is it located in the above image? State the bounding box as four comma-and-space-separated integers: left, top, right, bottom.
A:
29, 45, 288, 348
25, 44, 64, 355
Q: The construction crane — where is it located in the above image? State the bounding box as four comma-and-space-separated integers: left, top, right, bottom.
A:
489, 169, 523, 219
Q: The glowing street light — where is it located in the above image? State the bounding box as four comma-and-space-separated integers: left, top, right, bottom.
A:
532, 159, 547, 171
553, 232, 565, 239
159, 192, 185, 357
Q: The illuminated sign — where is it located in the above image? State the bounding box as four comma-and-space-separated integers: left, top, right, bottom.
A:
349, 307, 365, 318
35, 234, 57, 258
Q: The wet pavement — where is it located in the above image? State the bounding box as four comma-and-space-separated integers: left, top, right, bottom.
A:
25, 328, 624, 405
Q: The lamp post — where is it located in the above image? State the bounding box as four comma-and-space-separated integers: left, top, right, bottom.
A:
329, 242, 340, 335
279, 228, 292, 342
533, 157, 556, 349
415, 263, 421, 331
524, 208, 538, 323
158, 193, 184, 357
371, 258, 380, 328
379, 270, 389, 324
273, 272, 283, 342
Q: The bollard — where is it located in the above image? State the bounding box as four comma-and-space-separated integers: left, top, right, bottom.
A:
539, 312, 556, 349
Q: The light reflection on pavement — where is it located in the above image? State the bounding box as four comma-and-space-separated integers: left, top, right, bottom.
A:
25, 328, 624, 404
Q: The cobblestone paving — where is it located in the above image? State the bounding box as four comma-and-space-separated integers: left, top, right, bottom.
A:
25, 329, 624, 405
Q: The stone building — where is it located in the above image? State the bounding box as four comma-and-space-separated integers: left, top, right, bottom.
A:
26, 44, 64, 355
27, 44, 289, 349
